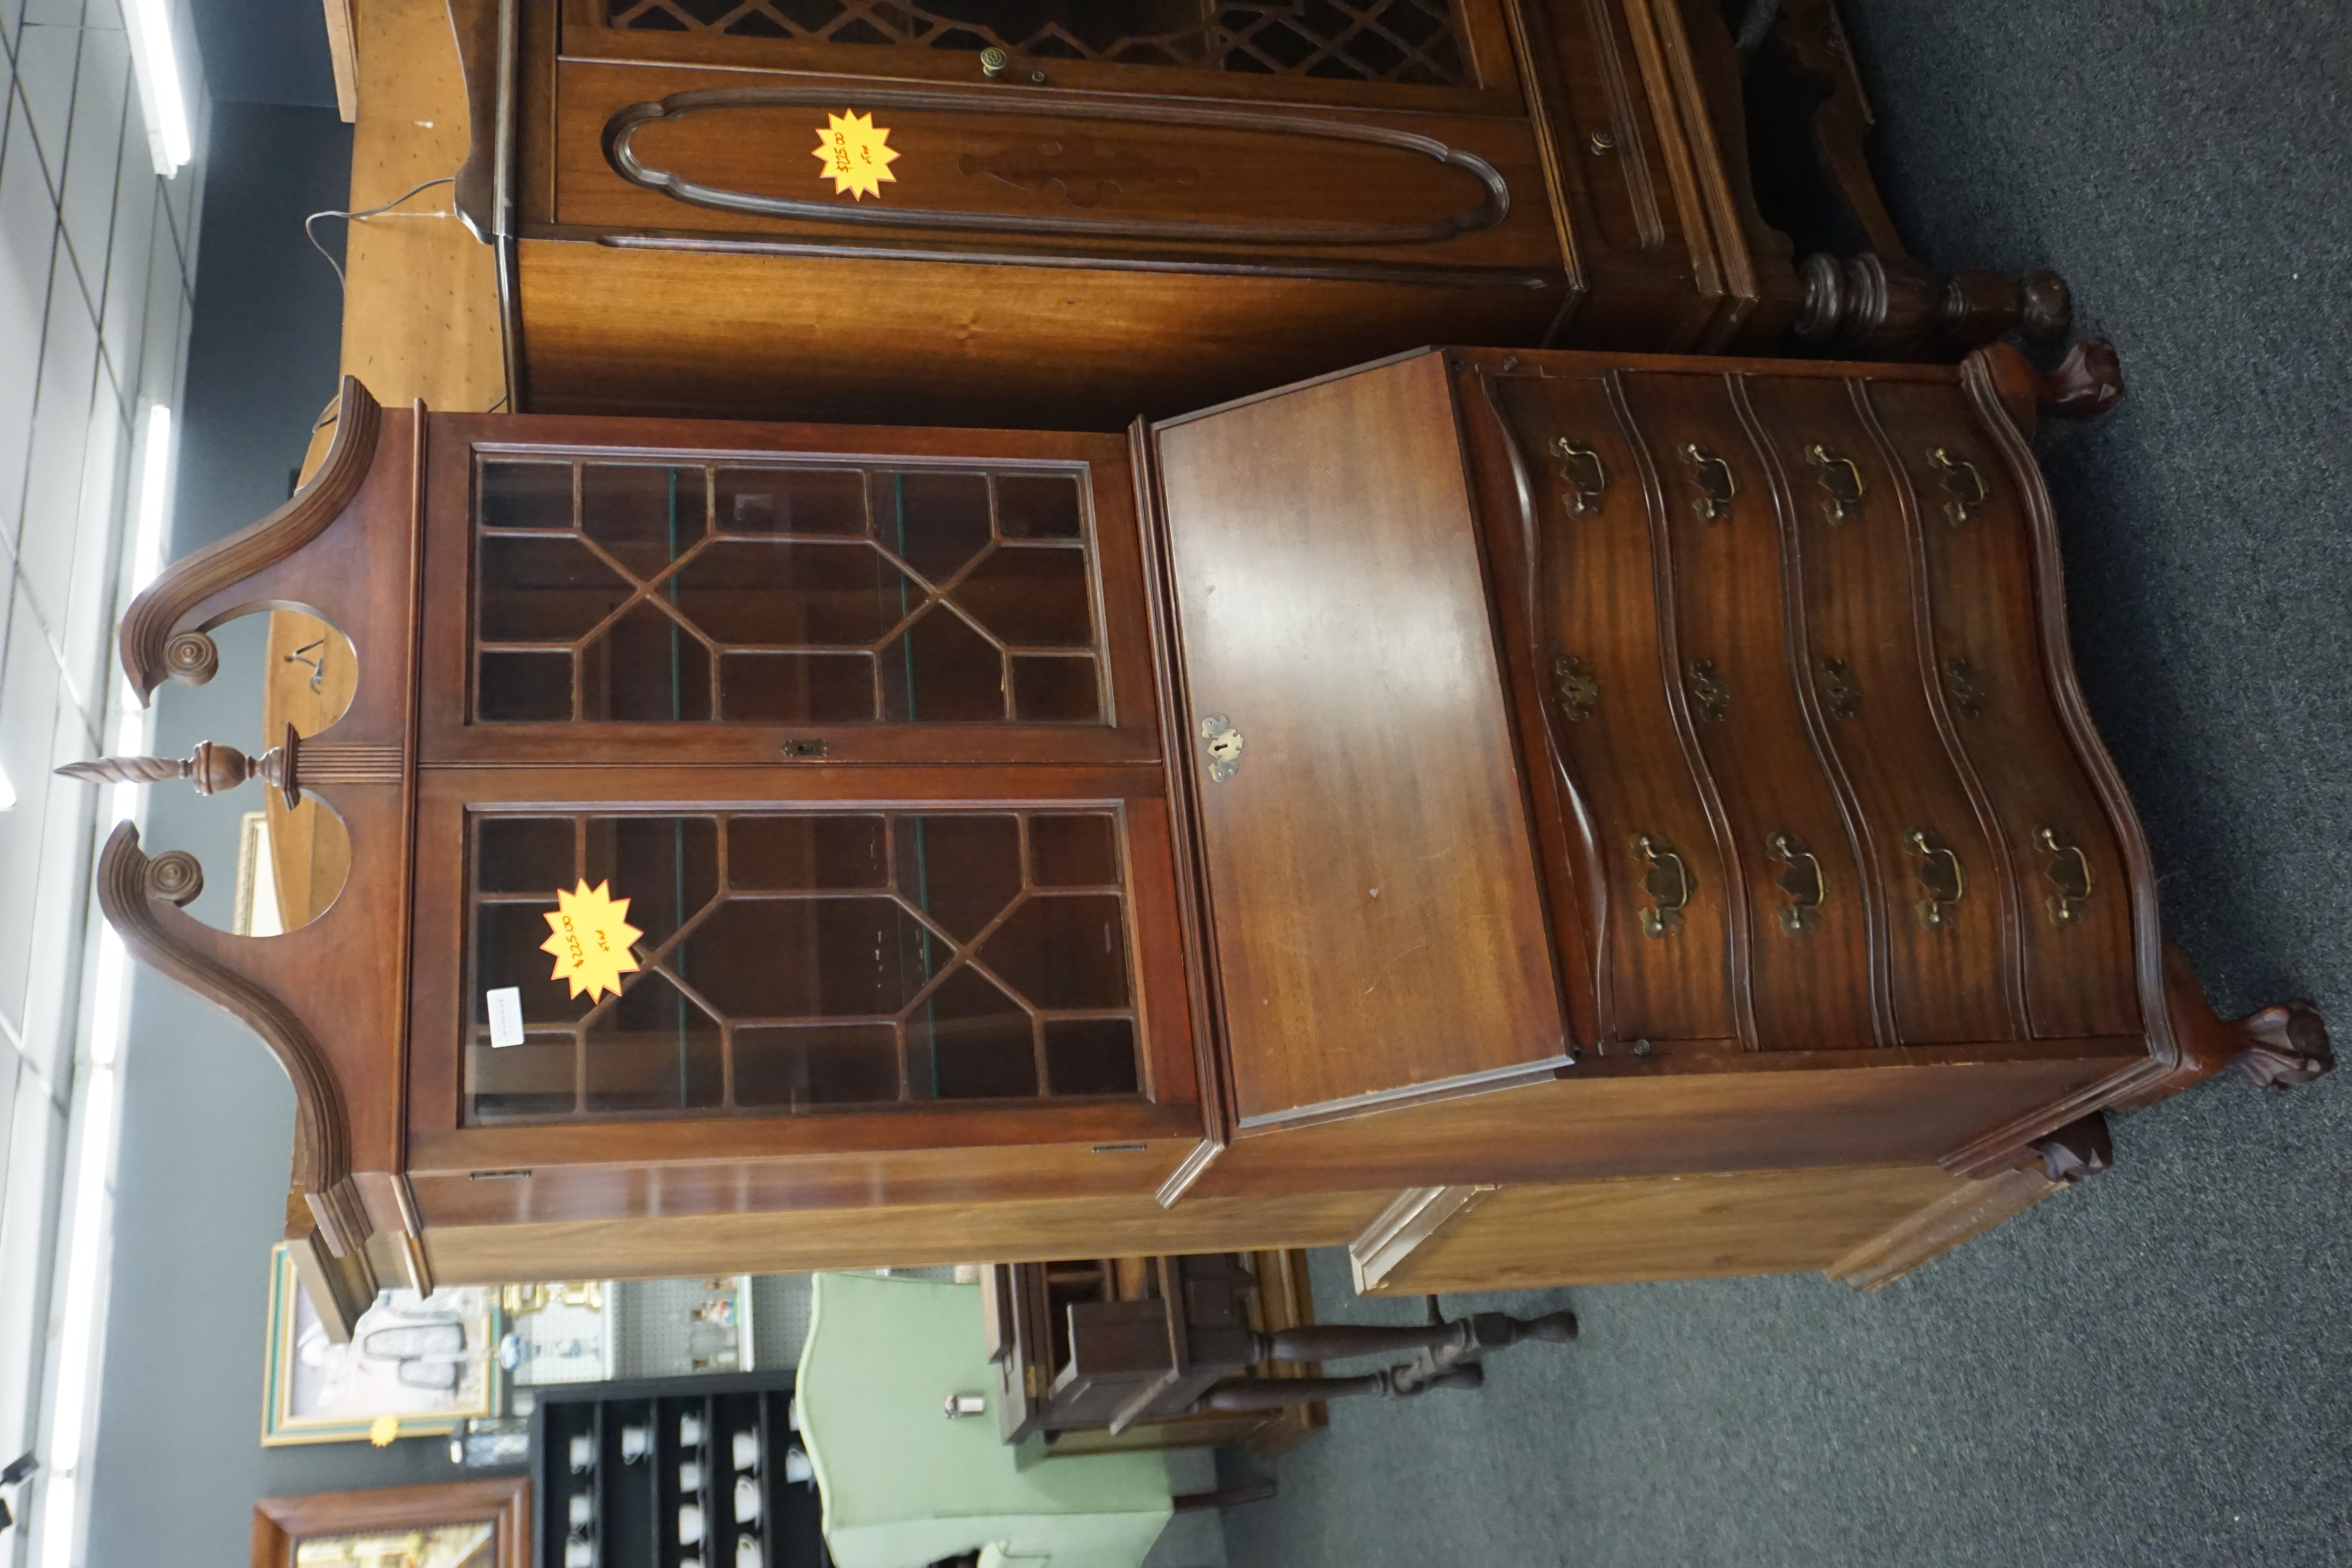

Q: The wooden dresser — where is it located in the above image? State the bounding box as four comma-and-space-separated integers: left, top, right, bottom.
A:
448, 0, 2066, 428
72, 340, 2326, 1318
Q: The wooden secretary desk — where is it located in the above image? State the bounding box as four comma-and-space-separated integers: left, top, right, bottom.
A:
76, 343, 2327, 1315
448, 0, 2069, 428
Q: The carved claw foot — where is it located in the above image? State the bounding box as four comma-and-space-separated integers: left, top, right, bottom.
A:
2034, 338, 2125, 421
1794, 252, 2074, 359
2227, 1001, 2333, 1089
2163, 943, 2334, 1092
2024, 1112, 2113, 1184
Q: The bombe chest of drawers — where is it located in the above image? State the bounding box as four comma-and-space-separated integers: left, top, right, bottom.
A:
74, 341, 2323, 1312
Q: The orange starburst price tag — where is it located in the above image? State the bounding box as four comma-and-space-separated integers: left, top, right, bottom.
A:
540, 880, 644, 1002
813, 109, 901, 200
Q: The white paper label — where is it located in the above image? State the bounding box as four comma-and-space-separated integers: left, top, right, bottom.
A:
486, 987, 524, 1048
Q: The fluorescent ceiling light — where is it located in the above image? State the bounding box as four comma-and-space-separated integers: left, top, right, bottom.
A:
123, 0, 192, 176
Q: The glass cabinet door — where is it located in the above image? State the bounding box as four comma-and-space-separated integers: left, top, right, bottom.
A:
417, 416, 1163, 765
570, 0, 1518, 107
406, 768, 1202, 1161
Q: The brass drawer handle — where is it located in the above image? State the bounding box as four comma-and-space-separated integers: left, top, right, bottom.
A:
1942, 655, 1986, 718
1817, 656, 1860, 720
1906, 828, 1965, 930
1681, 443, 1737, 522
1553, 653, 1599, 721
1198, 714, 1244, 782
1550, 437, 1608, 519
1928, 447, 1988, 526
2036, 826, 2094, 925
1766, 831, 1826, 935
1633, 833, 1690, 939
1685, 657, 1730, 723
1807, 445, 1865, 525
979, 45, 1011, 78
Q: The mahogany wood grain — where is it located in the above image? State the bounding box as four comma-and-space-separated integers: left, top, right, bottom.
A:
1861, 379, 2140, 1041
1617, 366, 1877, 1048
419, 1188, 1393, 1283
1824, 1163, 2061, 1291
1734, 370, 2018, 1043
1151, 353, 1565, 1127
1185, 1047, 2139, 1197
1481, 367, 1734, 1047
556, 62, 1567, 274
1351, 1163, 1967, 1292
513, 236, 1562, 431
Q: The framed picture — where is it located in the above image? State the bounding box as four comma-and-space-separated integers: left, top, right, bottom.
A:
251, 1478, 529, 1568
262, 1244, 504, 1445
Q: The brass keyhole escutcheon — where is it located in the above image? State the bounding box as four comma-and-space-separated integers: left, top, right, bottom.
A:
2036, 826, 2094, 925
1198, 714, 1244, 782
1551, 437, 1608, 519
1553, 653, 1599, 721
1685, 658, 1731, 723
1633, 832, 1690, 939
1682, 443, 1737, 523
1807, 444, 1865, 525
1766, 831, 1826, 935
1906, 828, 1966, 930
1928, 447, 1988, 526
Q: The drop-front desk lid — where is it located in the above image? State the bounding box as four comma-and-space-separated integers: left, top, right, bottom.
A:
1152, 350, 1568, 1133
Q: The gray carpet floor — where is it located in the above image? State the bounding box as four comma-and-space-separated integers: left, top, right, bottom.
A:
1220, 3, 2352, 1564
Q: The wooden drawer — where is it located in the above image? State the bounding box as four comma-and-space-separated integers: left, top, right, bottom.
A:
1864, 379, 2140, 1040
1732, 370, 2016, 1045
1614, 367, 1877, 1050
1479, 368, 1736, 1049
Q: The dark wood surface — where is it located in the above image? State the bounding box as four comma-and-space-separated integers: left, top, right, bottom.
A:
1152, 352, 1566, 1128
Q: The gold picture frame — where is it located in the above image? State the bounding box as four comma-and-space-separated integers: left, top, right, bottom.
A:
261, 1243, 503, 1445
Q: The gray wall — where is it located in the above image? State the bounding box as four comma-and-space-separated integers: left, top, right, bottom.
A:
85, 101, 476, 1568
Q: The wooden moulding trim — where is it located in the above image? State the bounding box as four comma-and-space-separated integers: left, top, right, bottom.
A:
1235, 1054, 1572, 1134
590, 231, 1556, 290
1348, 1185, 1494, 1293
1131, 417, 1238, 1154
1823, 1165, 2057, 1292
1938, 1056, 2165, 1181
96, 823, 368, 1256
1958, 348, 2182, 1076
603, 85, 1514, 248
1154, 1138, 1225, 1208
252, 1477, 531, 1568
120, 376, 384, 701
1468, 363, 1612, 1037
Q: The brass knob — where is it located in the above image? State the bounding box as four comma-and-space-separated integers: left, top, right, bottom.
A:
980, 46, 1010, 78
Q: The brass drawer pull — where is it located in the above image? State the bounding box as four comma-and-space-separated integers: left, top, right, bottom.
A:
1633, 833, 1690, 939
1550, 437, 1608, 519
1807, 445, 1865, 525
1817, 657, 1860, 720
1681, 443, 1737, 522
1685, 657, 1730, 723
1766, 831, 1826, 935
1942, 655, 1986, 718
1198, 714, 1244, 782
1553, 653, 1599, 721
2036, 826, 2094, 925
1928, 447, 1988, 526
1906, 828, 1965, 930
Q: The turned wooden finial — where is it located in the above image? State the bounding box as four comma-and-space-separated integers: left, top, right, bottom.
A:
56, 729, 299, 802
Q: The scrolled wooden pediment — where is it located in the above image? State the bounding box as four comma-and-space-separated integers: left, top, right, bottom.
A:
120, 376, 384, 702
95, 822, 369, 1255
